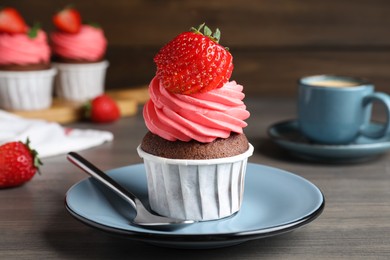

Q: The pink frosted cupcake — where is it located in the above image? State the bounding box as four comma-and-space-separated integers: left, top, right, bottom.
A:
137, 24, 253, 221
0, 7, 56, 110
51, 6, 108, 102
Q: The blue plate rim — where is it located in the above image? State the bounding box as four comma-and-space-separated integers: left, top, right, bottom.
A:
65, 163, 325, 244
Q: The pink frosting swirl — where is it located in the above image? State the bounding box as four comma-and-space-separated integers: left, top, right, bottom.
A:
51, 25, 107, 61
0, 30, 50, 65
143, 76, 250, 143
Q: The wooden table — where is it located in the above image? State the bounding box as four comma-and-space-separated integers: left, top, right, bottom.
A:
1, 98, 389, 259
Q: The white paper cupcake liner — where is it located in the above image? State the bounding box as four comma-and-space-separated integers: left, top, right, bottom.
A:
53, 60, 109, 102
0, 68, 56, 111
137, 143, 254, 221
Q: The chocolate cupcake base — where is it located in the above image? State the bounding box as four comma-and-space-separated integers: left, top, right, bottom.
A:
0, 63, 51, 71
141, 132, 249, 159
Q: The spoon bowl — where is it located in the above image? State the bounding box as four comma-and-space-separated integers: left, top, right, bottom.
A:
67, 152, 195, 230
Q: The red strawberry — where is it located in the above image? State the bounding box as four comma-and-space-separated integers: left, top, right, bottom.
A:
154, 23, 233, 95
0, 139, 42, 188
85, 94, 120, 123
0, 7, 28, 34
53, 6, 81, 33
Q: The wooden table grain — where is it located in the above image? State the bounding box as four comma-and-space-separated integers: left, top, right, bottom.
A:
1, 98, 389, 259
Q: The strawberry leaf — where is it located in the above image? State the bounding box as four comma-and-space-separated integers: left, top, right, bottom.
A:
203, 25, 212, 37
191, 22, 205, 33
190, 23, 221, 43
27, 22, 40, 39
87, 22, 101, 28
24, 137, 43, 174
83, 100, 92, 119
213, 28, 221, 43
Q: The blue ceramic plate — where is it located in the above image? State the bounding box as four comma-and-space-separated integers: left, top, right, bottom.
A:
65, 163, 324, 249
268, 120, 390, 162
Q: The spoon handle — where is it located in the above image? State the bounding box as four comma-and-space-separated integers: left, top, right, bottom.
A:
67, 152, 137, 210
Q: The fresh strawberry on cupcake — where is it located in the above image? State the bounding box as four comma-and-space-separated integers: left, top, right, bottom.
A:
51, 6, 108, 102
0, 7, 56, 110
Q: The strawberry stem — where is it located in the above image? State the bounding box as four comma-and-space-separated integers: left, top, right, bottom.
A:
84, 100, 92, 119
27, 22, 40, 39
190, 23, 221, 43
24, 138, 43, 174
87, 22, 101, 28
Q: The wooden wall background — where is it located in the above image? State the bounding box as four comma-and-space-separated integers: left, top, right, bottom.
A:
4, 0, 390, 96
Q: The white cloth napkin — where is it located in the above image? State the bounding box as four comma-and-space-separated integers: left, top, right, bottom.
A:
0, 110, 114, 158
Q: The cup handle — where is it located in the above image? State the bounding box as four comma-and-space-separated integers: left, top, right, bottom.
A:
360, 92, 390, 138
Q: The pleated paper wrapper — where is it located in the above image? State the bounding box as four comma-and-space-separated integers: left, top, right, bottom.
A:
0, 68, 56, 110
137, 144, 254, 221
53, 60, 109, 102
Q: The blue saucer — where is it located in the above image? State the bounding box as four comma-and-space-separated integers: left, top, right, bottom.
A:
268, 120, 390, 162
65, 163, 324, 249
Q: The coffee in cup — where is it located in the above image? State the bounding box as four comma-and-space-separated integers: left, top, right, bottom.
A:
308, 80, 358, 88
297, 75, 390, 144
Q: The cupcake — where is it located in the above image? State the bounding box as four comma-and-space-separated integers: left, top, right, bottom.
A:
0, 7, 56, 110
51, 6, 108, 102
137, 24, 253, 221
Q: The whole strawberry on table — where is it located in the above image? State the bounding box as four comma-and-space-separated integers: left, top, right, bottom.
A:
84, 94, 120, 123
0, 139, 42, 188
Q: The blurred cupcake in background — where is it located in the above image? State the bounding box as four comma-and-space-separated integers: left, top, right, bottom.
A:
0, 7, 56, 111
51, 6, 108, 102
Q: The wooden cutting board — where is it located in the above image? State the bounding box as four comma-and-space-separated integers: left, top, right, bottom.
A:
11, 86, 149, 124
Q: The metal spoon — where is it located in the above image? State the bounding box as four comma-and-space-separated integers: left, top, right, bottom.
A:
67, 152, 195, 230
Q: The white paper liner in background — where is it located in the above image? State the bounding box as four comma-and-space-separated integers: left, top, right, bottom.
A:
53, 60, 109, 102
0, 68, 56, 111
137, 144, 254, 221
